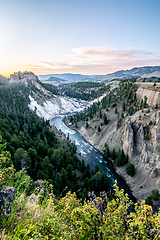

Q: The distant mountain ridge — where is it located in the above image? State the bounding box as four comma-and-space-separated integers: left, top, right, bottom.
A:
38, 73, 97, 82
38, 66, 160, 83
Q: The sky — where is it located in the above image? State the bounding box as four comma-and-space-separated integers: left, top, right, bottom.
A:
0, 0, 160, 77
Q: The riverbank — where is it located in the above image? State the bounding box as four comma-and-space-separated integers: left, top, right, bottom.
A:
61, 118, 138, 202
51, 115, 137, 202
63, 118, 159, 207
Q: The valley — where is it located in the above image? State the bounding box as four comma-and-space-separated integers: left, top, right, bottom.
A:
4, 71, 160, 206
1, 70, 160, 238
63, 81, 160, 206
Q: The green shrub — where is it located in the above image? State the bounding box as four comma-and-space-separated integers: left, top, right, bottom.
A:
153, 121, 156, 126
144, 132, 147, 140
155, 103, 158, 109
151, 189, 160, 201
145, 195, 153, 206
126, 162, 135, 176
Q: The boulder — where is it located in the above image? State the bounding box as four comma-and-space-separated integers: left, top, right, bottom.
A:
0, 187, 17, 216
150, 168, 159, 178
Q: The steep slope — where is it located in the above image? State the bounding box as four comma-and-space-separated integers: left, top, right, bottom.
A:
65, 82, 160, 203
8, 72, 88, 119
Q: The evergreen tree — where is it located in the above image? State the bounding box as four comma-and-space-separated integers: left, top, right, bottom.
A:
98, 126, 101, 132
103, 113, 108, 125
122, 101, 126, 111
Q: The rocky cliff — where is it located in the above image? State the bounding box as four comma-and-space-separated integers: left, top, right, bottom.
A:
75, 84, 160, 202
29, 95, 87, 120
8, 72, 88, 120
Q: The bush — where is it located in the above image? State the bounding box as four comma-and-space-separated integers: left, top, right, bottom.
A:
145, 195, 153, 206
144, 132, 147, 140
128, 106, 134, 116
126, 162, 135, 176
155, 103, 158, 109
151, 189, 160, 201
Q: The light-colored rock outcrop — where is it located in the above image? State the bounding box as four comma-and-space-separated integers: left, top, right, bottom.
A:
29, 95, 87, 120
136, 85, 160, 106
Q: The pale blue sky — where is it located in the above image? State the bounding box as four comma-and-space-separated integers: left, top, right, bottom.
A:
0, 0, 160, 76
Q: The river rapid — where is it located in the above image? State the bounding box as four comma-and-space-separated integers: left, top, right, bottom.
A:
51, 115, 136, 202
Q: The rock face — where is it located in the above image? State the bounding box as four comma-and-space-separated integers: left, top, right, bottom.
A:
29, 95, 87, 120
122, 119, 134, 158
0, 187, 17, 215
120, 114, 160, 200
136, 85, 160, 106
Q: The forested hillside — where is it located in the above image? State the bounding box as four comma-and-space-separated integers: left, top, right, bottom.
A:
63, 78, 160, 205
59, 82, 108, 100
0, 72, 109, 198
0, 73, 160, 239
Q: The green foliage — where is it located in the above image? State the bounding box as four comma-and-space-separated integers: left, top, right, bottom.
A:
122, 101, 126, 111
155, 103, 158, 109
126, 162, 135, 176
2, 181, 160, 239
13, 148, 31, 171
144, 132, 148, 140
0, 83, 110, 199
59, 82, 107, 101
69, 79, 138, 127
103, 113, 108, 125
143, 95, 148, 108
139, 115, 142, 120
153, 121, 156, 126
40, 82, 59, 95
140, 99, 143, 110
112, 148, 116, 160
103, 143, 110, 158
115, 149, 128, 167
95, 163, 100, 174
128, 105, 134, 116
146, 108, 150, 114
145, 195, 153, 206
151, 189, 160, 201
98, 126, 101, 132
0, 135, 15, 188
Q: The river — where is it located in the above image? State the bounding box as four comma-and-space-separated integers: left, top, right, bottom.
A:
51, 115, 136, 202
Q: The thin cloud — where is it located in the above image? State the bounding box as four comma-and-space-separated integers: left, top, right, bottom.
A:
72, 46, 155, 60
24, 46, 160, 75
